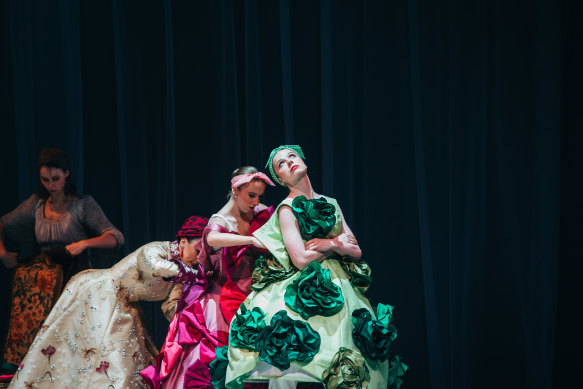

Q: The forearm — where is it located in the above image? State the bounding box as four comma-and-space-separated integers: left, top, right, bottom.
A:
82, 233, 118, 249
207, 231, 253, 248
161, 283, 182, 321
331, 238, 362, 259
289, 249, 327, 270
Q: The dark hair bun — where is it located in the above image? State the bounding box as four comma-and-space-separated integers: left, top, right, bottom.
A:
37, 148, 70, 170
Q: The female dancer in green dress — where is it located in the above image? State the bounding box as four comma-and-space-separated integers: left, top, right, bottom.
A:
224, 146, 405, 388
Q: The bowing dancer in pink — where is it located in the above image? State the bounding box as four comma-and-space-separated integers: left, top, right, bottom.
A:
141, 166, 275, 388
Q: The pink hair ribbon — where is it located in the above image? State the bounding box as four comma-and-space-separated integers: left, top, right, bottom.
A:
231, 172, 275, 190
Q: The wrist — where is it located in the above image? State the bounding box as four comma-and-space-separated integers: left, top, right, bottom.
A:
329, 240, 337, 251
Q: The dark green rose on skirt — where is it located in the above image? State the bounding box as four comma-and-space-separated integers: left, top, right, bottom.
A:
209, 346, 229, 389
338, 257, 372, 294
322, 347, 371, 388
352, 304, 398, 362
387, 355, 408, 389
229, 305, 266, 351
375, 303, 393, 328
255, 310, 321, 371
251, 254, 297, 292
285, 261, 345, 320
291, 195, 336, 239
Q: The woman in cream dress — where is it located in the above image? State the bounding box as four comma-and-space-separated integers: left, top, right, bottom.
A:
8, 216, 208, 389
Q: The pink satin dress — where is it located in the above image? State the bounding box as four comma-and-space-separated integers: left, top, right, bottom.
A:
141, 207, 273, 388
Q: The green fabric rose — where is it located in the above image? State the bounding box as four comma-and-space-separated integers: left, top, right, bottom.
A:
251, 254, 297, 292
322, 347, 371, 388
255, 310, 321, 371
209, 346, 229, 389
376, 303, 393, 327
352, 304, 398, 362
338, 257, 372, 294
387, 355, 407, 389
291, 195, 336, 239
229, 305, 266, 351
284, 261, 344, 320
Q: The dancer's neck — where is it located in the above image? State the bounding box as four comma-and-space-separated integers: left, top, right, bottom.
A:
288, 175, 317, 199
48, 191, 68, 204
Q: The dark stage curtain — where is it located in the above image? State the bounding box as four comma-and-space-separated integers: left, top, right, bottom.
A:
1, 1, 580, 388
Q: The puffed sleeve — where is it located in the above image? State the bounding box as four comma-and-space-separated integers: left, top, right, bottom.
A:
138, 242, 180, 278
137, 241, 197, 282
0, 194, 39, 254
79, 195, 124, 246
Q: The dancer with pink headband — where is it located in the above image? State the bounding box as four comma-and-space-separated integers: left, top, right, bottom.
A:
141, 166, 275, 389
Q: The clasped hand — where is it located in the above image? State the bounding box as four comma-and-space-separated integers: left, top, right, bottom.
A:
66, 240, 88, 256
304, 238, 334, 253
304, 234, 358, 254
1, 239, 91, 267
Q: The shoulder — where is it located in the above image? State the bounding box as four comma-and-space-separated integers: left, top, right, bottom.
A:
20, 193, 43, 213
276, 199, 293, 214
208, 214, 229, 229
0, 194, 41, 225
74, 195, 105, 213
277, 204, 295, 223
277, 197, 294, 209
25, 193, 43, 209
140, 241, 170, 257
276, 196, 295, 213
28, 193, 42, 203
76, 194, 98, 206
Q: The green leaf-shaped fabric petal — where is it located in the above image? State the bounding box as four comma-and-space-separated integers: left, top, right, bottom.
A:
255, 310, 321, 371
322, 347, 371, 388
352, 305, 398, 362
376, 303, 394, 328
387, 354, 408, 389
284, 261, 344, 320
209, 346, 229, 389
251, 254, 297, 292
291, 196, 336, 239
229, 305, 267, 351
338, 257, 372, 294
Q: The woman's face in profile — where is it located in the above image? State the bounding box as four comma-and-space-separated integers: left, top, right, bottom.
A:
233, 180, 266, 215
180, 238, 200, 267
39, 166, 69, 196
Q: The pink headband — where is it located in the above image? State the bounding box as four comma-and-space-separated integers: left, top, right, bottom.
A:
231, 172, 275, 190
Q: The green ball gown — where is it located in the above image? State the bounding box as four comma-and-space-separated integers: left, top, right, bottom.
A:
224, 196, 406, 389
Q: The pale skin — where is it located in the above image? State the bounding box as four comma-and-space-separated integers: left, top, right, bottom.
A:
206, 179, 268, 249
272, 149, 361, 270
0, 166, 118, 268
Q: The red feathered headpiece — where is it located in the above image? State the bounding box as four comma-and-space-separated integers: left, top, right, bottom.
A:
176, 216, 208, 241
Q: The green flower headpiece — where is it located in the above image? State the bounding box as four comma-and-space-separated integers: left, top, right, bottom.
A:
265, 145, 306, 186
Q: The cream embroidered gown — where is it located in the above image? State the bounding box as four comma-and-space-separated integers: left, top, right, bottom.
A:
8, 241, 194, 389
